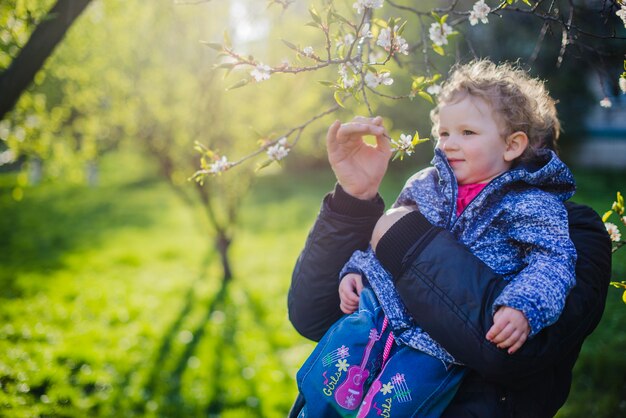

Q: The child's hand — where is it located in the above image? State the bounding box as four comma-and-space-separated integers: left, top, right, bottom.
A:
486, 306, 530, 354
339, 273, 364, 314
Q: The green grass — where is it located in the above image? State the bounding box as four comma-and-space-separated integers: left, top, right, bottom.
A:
0, 151, 624, 417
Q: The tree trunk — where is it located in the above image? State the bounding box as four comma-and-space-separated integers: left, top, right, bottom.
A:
0, 0, 93, 120
216, 230, 233, 282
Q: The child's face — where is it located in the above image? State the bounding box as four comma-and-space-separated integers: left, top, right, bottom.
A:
435, 95, 512, 185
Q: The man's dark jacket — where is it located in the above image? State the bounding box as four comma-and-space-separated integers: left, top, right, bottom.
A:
288, 184, 611, 418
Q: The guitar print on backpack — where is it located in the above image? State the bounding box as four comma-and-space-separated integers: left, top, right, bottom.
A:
334, 328, 381, 410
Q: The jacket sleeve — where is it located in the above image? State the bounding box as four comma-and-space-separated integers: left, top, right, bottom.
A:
339, 249, 373, 280
376, 202, 611, 383
493, 194, 577, 336
288, 184, 384, 341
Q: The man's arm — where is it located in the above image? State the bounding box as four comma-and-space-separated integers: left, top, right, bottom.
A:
375, 201, 611, 383
288, 184, 384, 341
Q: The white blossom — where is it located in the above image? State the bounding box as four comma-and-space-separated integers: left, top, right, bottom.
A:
364, 71, 393, 89
14, 127, 25, 142
619, 77, 626, 94
368, 50, 387, 64
266, 137, 290, 161
377, 28, 393, 50
353, 0, 384, 14
250, 64, 271, 82
396, 36, 409, 55
376, 27, 409, 55
25, 115, 39, 129
429, 22, 453, 46
339, 65, 356, 88
426, 84, 442, 96
302, 46, 315, 57
336, 33, 356, 49
209, 156, 231, 174
359, 23, 373, 39
0, 149, 15, 166
600, 97, 612, 108
469, 0, 491, 26
0, 120, 10, 140
390, 134, 415, 156
616, 6, 626, 28
605, 222, 622, 242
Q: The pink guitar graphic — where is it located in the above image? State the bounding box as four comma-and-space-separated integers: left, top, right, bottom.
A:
335, 328, 380, 410
357, 379, 382, 417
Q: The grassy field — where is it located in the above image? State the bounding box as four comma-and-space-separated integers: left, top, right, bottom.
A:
0, 150, 624, 417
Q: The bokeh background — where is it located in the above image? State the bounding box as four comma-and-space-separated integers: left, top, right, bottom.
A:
1, 0, 625, 417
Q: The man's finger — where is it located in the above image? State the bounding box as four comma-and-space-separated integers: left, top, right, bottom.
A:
375, 130, 392, 156
337, 122, 384, 139
326, 120, 341, 149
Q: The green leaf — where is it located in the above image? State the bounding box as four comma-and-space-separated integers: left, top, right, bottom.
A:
602, 210, 613, 223
441, 14, 449, 24
309, 6, 322, 25
201, 41, 223, 51
282, 39, 299, 51
305, 21, 322, 28
412, 131, 430, 145
318, 80, 337, 87
418, 91, 434, 104
432, 44, 445, 56
372, 18, 388, 28
226, 79, 250, 90
255, 159, 274, 171
396, 21, 407, 36
330, 11, 350, 25
522, 0, 532, 5
214, 62, 236, 70
334, 91, 346, 108
223, 30, 232, 48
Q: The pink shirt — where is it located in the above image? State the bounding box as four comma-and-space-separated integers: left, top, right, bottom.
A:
456, 183, 488, 216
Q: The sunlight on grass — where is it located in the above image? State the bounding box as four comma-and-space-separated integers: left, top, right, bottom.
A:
0, 150, 624, 417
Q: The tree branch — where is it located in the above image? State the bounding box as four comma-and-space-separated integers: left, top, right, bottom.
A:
0, 0, 93, 120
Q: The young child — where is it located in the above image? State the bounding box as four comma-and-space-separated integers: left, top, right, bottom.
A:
296, 59, 577, 417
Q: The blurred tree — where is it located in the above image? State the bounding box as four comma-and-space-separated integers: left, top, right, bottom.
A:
1, 0, 332, 280
0, 0, 92, 120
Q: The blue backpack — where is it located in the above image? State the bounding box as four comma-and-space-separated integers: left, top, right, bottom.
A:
295, 288, 464, 418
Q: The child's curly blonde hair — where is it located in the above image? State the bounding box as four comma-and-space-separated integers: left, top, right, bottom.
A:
430, 59, 560, 164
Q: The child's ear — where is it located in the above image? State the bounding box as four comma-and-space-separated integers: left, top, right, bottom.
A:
503, 131, 528, 162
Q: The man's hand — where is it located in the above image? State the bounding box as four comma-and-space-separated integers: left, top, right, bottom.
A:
327, 116, 392, 201
370, 206, 417, 251
338, 273, 364, 314
486, 306, 531, 354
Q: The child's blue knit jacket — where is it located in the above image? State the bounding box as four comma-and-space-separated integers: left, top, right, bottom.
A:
341, 148, 577, 364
